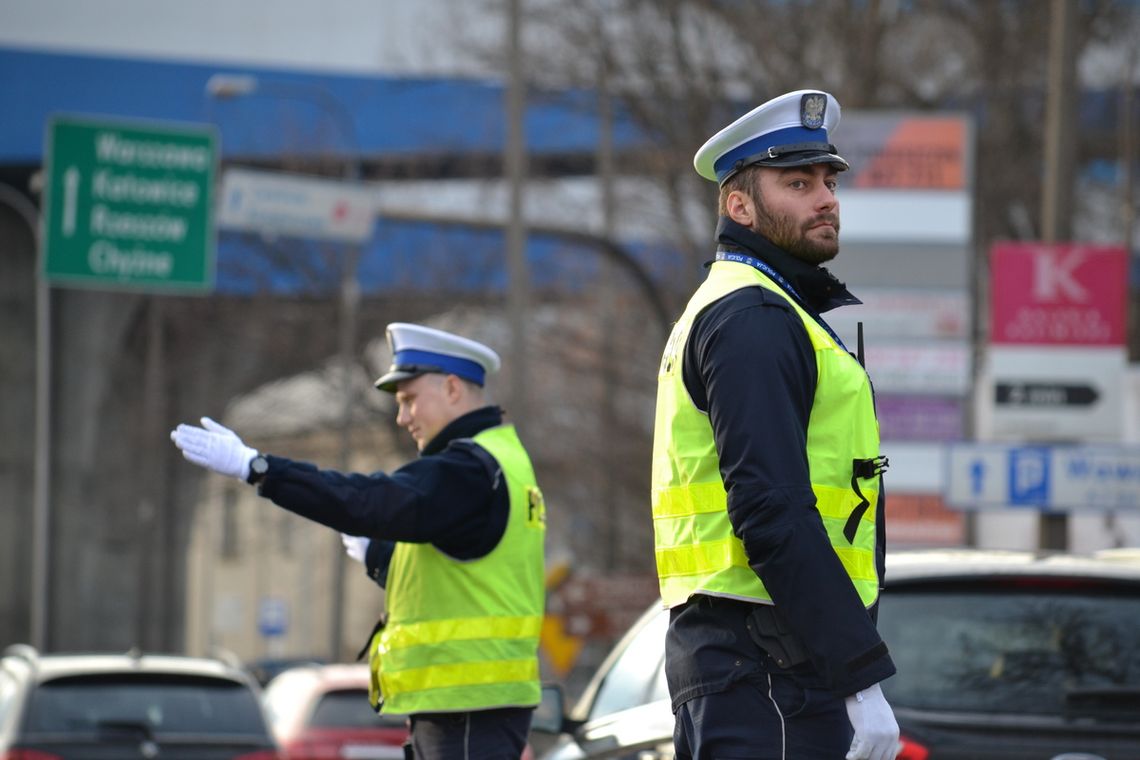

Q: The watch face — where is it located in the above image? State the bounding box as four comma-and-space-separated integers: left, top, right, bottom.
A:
248, 455, 269, 484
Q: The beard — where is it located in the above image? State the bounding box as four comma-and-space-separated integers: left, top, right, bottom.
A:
753, 200, 840, 265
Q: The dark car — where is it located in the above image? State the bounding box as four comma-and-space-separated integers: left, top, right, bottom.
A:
261, 663, 407, 760
0, 644, 280, 760
877, 548, 1140, 759
535, 548, 1140, 760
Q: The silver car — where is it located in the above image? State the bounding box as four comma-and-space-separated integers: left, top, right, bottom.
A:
0, 645, 280, 760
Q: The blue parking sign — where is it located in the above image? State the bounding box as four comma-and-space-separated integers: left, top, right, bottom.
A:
258, 597, 288, 638
1008, 448, 1050, 506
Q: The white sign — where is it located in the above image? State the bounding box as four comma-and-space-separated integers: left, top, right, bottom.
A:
862, 341, 972, 396
828, 287, 969, 341
218, 167, 375, 243
944, 442, 1140, 512
841, 192, 971, 245
979, 345, 1125, 442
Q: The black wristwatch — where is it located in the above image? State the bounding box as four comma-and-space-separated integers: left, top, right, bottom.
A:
247, 454, 269, 485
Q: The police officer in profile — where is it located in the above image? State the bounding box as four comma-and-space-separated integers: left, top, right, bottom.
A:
651, 90, 899, 760
171, 323, 546, 760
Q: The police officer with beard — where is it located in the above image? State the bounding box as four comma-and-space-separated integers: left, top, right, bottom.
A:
651, 90, 900, 760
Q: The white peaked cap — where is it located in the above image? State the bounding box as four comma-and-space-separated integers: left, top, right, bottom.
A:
693, 89, 849, 185
374, 322, 501, 393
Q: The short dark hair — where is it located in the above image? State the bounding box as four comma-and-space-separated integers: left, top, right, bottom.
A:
717, 165, 765, 216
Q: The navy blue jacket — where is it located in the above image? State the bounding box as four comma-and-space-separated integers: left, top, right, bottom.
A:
665, 217, 895, 705
256, 405, 511, 587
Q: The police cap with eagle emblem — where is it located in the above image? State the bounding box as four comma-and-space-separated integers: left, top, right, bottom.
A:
694, 89, 849, 185
374, 323, 502, 393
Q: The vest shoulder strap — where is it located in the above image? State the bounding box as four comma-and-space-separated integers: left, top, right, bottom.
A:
446, 438, 502, 490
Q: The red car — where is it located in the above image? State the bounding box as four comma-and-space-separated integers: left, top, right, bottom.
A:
262, 663, 407, 760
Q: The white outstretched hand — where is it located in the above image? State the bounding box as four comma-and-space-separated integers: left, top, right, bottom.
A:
170, 417, 258, 481
341, 533, 370, 564
845, 682, 900, 760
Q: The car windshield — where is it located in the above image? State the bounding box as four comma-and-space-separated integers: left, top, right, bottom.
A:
878, 583, 1140, 720
310, 689, 406, 729
587, 607, 669, 721
24, 674, 267, 735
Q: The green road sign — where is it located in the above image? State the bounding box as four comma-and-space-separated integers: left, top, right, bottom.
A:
42, 115, 218, 291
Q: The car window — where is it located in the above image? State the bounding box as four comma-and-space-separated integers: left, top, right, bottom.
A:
878, 586, 1140, 719
589, 608, 669, 721
23, 675, 268, 735
310, 688, 406, 729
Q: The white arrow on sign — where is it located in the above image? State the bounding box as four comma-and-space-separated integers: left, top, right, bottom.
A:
62, 166, 80, 238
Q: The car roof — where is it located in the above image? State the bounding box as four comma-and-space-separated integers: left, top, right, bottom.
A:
885, 548, 1140, 584
3, 648, 252, 685
262, 663, 378, 739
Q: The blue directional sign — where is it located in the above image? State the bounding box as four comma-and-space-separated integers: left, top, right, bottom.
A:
945, 443, 1140, 512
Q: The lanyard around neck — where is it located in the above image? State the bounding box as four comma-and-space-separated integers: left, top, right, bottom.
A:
714, 248, 849, 352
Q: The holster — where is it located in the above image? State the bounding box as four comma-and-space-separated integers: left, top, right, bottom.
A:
355, 614, 387, 661
356, 614, 388, 712
746, 605, 810, 669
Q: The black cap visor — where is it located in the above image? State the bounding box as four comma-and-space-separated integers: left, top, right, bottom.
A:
720, 143, 849, 184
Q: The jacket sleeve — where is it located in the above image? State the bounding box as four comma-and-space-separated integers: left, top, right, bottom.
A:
256, 446, 504, 558
686, 291, 896, 696
364, 539, 396, 588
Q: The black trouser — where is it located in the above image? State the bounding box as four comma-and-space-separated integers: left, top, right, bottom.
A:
405, 706, 532, 759
673, 674, 852, 759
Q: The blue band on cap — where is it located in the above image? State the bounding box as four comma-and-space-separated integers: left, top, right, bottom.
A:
394, 349, 485, 385
713, 125, 831, 183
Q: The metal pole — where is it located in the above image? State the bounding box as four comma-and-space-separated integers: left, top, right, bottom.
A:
596, 38, 620, 572
505, 0, 530, 432
1038, 0, 1077, 551
206, 75, 363, 660
33, 266, 51, 650
330, 116, 362, 665
1041, 0, 1077, 244
1122, 47, 1136, 259
331, 234, 360, 662
1, 184, 50, 650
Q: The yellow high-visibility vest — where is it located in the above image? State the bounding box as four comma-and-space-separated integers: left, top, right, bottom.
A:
370, 425, 546, 714
652, 260, 882, 609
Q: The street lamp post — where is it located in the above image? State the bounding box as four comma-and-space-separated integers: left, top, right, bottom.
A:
206, 73, 363, 661
1, 184, 49, 650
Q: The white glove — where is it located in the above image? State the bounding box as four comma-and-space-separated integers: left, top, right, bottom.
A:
170, 417, 258, 481
845, 682, 900, 760
341, 533, 369, 563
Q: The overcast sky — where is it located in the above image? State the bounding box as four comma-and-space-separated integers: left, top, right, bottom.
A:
0, 0, 498, 75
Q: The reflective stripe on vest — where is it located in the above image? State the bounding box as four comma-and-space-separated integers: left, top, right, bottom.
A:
373, 425, 546, 714
652, 261, 882, 609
